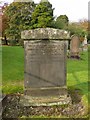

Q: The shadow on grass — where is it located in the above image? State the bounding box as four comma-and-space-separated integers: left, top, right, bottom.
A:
67, 71, 88, 104
68, 81, 88, 105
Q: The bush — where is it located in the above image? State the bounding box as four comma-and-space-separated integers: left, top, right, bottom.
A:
8, 40, 17, 46
19, 39, 24, 47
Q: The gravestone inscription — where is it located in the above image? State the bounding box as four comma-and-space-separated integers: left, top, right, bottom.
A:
21, 28, 71, 106
24, 41, 66, 89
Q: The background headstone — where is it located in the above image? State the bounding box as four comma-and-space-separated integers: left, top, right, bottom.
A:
21, 28, 71, 106
82, 35, 88, 51
70, 35, 80, 59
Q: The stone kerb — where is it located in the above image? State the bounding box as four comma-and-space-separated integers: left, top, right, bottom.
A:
21, 28, 70, 40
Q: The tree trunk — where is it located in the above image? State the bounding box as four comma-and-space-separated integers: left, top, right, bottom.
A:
4, 35, 8, 45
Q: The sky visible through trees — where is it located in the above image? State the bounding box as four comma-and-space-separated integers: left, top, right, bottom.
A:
1, 0, 89, 22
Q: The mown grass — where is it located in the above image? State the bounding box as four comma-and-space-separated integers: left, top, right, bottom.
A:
2, 46, 24, 93
1, 46, 89, 112
67, 50, 88, 101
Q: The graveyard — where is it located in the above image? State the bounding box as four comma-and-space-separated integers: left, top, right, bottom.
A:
0, 0, 89, 119
1, 29, 89, 118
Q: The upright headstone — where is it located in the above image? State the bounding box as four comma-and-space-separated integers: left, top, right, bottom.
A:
70, 35, 80, 59
82, 35, 88, 51
21, 28, 71, 106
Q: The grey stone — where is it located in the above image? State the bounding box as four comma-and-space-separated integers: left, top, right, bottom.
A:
21, 28, 70, 40
82, 35, 88, 51
64, 40, 69, 50
20, 28, 71, 106
70, 35, 80, 57
24, 41, 66, 89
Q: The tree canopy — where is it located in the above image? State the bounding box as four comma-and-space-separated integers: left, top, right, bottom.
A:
31, 0, 54, 28
67, 22, 87, 37
2, 0, 88, 45
4, 1, 35, 40
54, 15, 69, 29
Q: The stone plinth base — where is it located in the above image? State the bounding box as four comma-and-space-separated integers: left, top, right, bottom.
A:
20, 87, 72, 106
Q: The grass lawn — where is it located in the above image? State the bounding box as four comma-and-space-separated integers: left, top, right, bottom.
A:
2, 46, 24, 93
1, 46, 89, 112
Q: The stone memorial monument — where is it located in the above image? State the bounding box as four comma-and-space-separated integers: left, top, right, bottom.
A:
21, 28, 71, 106
70, 35, 80, 59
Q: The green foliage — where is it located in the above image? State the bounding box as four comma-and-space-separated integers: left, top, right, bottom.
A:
4, 1, 35, 41
9, 39, 17, 46
67, 23, 87, 36
54, 15, 69, 29
2, 84, 24, 94
31, 0, 54, 28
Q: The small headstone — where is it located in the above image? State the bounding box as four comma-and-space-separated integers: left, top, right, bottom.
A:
70, 35, 80, 59
82, 35, 88, 51
20, 28, 71, 106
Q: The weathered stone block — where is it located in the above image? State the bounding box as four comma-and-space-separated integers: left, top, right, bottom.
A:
21, 28, 70, 40
20, 28, 71, 106
24, 41, 66, 89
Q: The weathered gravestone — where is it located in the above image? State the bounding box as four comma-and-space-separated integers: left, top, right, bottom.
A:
21, 28, 71, 106
82, 35, 88, 51
70, 35, 80, 59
